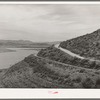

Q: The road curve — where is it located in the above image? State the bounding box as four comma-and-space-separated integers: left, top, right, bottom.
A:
55, 44, 100, 62
55, 44, 84, 59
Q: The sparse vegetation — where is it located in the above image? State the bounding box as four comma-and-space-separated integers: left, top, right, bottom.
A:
82, 78, 95, 88
96, 78, 100, 88
0, 54, 99, 88
60, 29, 100, 60
38, 46, 100, 69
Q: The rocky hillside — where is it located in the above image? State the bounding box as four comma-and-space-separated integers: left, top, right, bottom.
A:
0, 54, 100, 88
37, 46, 100, 69
1, 29, 100, 88
60, 29, 100, 60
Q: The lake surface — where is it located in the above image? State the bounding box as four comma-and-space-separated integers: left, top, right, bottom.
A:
0, 48, 39, 69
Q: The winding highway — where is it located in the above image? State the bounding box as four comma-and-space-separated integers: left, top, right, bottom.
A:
55, 44, 84, 59
55, 44, 100, 63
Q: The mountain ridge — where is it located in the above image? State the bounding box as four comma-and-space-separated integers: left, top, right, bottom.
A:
0, 39, 52, 48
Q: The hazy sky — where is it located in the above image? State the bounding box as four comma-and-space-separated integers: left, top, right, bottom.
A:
0, 4, 100, 42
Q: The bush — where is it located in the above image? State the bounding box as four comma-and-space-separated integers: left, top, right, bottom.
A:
82, 78, 94, 88
89, 61, 96, 69
79, 69, 85, 73
80, 59, 89, 67
71, 57, 80, 65
96, 78, 100, 88
72, 77, 82, 83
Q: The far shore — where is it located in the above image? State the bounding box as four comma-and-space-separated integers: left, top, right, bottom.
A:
0, 48, 16, 53
0, 47, 44, 53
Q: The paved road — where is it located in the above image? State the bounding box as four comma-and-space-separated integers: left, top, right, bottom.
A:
55, 44, 84, 59
34, 44, 100, 70
55, 44, 100, 63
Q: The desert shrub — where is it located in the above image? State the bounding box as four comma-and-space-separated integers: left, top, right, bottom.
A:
89, 61, 96, 69
79, 69, 85, 73
95, 64, 100, 69
58, 77, 64, 84
71, 57, 81, 65
95, 71, 100, 75
48, 74, 59, 80
72, 77, 82, 83
82, 78, 94, 88
48, 61, 52, 64
65, 75, 70, 78
80, 59, 89, 67
95, 78, 100, 88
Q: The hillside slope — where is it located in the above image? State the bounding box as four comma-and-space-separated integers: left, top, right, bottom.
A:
60, 29, 100, 60
0, 54, 100, 88
38, 46, 100, 69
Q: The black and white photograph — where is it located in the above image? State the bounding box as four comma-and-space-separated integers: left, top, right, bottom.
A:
0, 3, 100, 88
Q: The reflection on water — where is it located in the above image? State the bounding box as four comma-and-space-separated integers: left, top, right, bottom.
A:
0, 48, 39, 69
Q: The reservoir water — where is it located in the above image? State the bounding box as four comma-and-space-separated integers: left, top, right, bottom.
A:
0, 48, 39, 69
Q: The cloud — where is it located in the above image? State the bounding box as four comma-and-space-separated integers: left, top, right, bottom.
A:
0, 4, 100, 42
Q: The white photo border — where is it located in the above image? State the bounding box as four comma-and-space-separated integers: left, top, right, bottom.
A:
0, 1, 100, 99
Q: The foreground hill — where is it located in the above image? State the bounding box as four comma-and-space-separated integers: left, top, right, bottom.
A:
0, 54, 100, 88
60, 29, 100, 60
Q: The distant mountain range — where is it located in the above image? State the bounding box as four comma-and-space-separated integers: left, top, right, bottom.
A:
0, 40, 33, 44
0, 40, 60, 48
